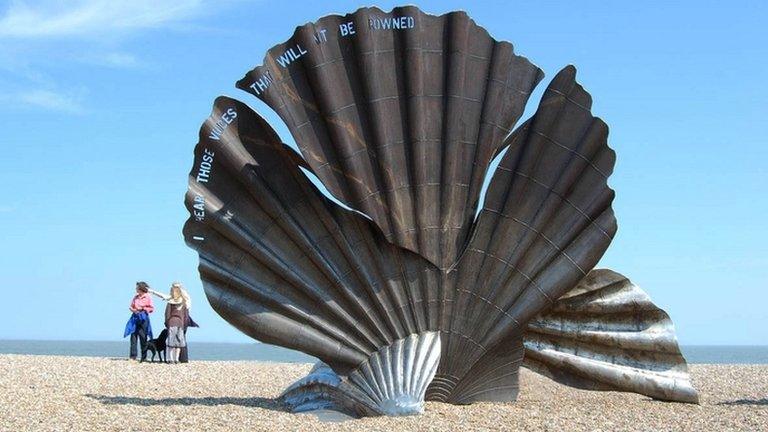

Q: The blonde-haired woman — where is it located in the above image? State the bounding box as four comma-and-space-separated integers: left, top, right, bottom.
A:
151, 282, 190, 363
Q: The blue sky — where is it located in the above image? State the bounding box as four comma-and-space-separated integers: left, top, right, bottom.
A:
1, 0, 766, 345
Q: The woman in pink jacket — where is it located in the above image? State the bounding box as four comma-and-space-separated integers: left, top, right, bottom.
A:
126, 281, 155, 361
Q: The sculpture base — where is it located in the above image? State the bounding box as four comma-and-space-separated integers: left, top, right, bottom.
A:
282, 332, 441, 417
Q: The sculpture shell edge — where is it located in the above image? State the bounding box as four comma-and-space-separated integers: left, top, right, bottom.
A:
524, 268, 700, 404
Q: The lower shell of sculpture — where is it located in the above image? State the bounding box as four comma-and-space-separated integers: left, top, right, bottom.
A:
282, 332, 441, 417
280, 270, 699, 418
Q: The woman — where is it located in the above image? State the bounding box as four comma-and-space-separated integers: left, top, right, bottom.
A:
124, 281, 155, 362
154, 283, 189, 364
150, 283, 197, 363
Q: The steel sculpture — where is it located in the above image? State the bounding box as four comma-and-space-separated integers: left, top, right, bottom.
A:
183, 6, 698, 417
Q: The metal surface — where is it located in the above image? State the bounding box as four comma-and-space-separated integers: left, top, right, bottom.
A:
523, 269, 699, 403
183, 96, 444, 374
428, 65, 618, 404
282, 331, 441, 416
182, 5, 698, 417
237, 6, 543, 271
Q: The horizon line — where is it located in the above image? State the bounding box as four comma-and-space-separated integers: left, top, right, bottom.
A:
1, 338, 766, 347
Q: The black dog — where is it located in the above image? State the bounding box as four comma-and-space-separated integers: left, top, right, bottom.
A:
146, 329, 168, 363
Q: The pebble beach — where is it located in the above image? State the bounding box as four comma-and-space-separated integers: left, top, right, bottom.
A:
1, 354, 766, 431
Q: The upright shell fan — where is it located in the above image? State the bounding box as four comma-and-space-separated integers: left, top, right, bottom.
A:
184, 6, 698, 417
237, 6, 543, 270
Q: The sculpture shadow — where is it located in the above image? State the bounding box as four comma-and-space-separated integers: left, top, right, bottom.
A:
718, 398, 768, 406
84, 393, 286, 411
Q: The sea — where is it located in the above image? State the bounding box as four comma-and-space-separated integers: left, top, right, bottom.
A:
1, 340, 766, 364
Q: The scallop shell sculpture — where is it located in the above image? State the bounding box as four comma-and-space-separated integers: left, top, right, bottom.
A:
183, 6, 698, 417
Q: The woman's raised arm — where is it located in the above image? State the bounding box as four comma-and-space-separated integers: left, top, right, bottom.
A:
149, 289, 171, 301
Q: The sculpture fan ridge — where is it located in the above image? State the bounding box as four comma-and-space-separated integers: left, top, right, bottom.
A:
237, 5, 544, 270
